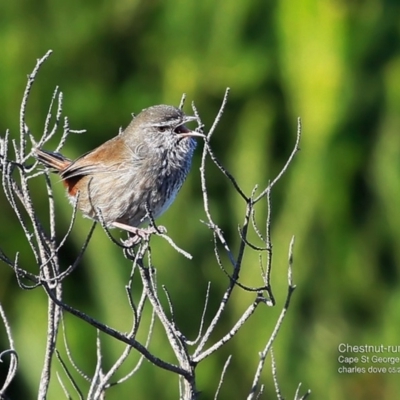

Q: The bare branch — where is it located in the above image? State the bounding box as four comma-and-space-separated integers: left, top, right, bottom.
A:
247, 238, 297, 400
254, 117, 302, 203
41, 279, 191, 379
20, 50, 53, 163
214, 355, 232, 400
55, 350, 84, 400
295, 383, 312, 400
0, 305, 18, 397
194, 298, 260, 363
179, 93, 187, 109
186, 282, 211, 346
271, 348, 283, 400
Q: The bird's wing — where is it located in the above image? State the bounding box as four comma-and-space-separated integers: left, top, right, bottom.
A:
60, 136, 146, 180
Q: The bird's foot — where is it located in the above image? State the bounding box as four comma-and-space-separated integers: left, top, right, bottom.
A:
112, 222, 167, 247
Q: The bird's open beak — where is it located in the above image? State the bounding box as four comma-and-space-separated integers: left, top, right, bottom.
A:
176, 116, 205, 138
177, 130, 206, 138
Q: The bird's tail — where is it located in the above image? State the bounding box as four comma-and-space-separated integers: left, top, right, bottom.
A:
34, 149, 71, 172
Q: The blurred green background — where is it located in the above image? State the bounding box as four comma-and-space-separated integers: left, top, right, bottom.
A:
1, 0, 400, 399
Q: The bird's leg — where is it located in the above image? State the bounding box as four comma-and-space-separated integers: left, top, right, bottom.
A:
112, 221, 167, 246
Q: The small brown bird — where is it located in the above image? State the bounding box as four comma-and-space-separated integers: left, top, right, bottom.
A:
34, 105, 203, 237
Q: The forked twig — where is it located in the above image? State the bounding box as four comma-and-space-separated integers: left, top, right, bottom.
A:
247, 237, 297, 400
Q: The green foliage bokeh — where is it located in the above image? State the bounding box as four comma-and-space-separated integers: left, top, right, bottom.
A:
1, 0, 400, 399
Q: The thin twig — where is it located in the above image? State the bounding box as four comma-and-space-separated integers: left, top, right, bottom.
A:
186, 282, 211, 346
0, 305, 18, 396
214, 355, 232, 400
247, 237, 297, 400
254, 117, 302, 203
194, 298, 260, 363
55, 350, 84, 400
179, 93, 187, 110
19, 50, 53, 162
271, 348, 283, 400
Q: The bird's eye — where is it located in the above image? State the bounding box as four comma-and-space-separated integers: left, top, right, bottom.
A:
157, 126, 169, 133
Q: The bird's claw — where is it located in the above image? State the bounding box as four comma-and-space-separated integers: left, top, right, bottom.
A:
120, 225, 167, 247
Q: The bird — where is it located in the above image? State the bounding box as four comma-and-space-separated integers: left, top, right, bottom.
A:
34, 104, 204, 239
